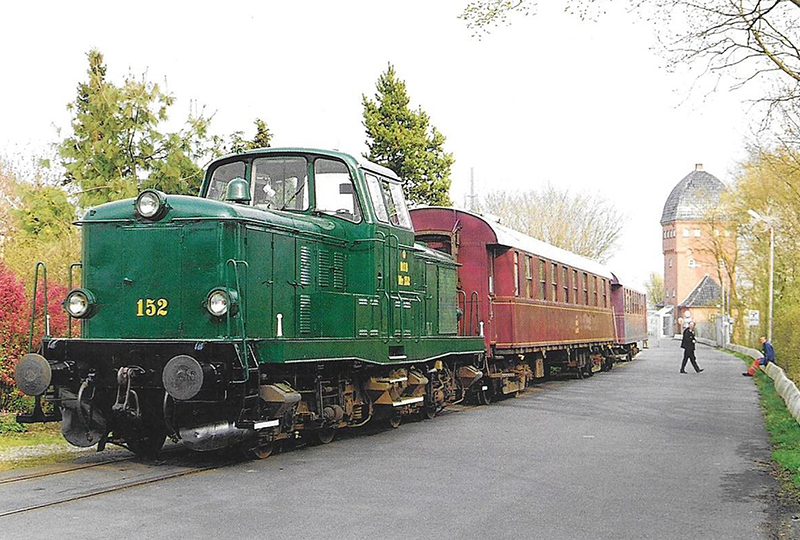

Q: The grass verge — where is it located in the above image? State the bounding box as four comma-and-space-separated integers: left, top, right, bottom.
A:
0, 415, 86, 472
732, 351, 800, 489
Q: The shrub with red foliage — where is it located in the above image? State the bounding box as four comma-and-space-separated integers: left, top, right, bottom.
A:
0, 263, 68, 411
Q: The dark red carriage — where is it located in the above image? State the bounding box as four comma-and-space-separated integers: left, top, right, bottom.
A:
410, 208, 646, 393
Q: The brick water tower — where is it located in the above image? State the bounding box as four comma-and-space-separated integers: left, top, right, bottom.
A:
660, 164, 731, 335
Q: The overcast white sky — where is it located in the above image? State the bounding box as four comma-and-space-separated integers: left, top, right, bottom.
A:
1, 0, 760, 288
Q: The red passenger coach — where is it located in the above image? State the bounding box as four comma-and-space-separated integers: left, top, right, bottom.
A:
410, 208, 645, 393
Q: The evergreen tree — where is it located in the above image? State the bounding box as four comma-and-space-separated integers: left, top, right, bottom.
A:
224, 118, 273, 154
59, 50, 212, 207
362, 64, 453, 206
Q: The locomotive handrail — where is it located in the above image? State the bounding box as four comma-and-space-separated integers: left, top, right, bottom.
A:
470, 291, 480, 337
67, 262, 83, 338
27, 262, 50, 352
457, 289, 467, 336
225, 259, 251, 384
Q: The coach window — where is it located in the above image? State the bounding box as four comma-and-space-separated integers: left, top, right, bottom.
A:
593, 276, 599, 306
583, 272, 589, 305
562, 266, 569, 302
551, 263, 558, 302
602, 279, 608, 307
573, 269, 578, 304
525, 256, 533, 298
314, 159, 360, 222
514, 252, 520, 296
251, 157, 309, 211
207, 160, 246, 201
539, 259, 547, 300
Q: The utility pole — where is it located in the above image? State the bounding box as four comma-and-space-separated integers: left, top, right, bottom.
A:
466, 167, 478, 212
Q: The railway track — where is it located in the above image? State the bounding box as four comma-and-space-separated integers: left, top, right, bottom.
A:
0, 447, 234, 519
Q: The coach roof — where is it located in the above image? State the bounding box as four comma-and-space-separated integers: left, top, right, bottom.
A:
417, 207, 614, 280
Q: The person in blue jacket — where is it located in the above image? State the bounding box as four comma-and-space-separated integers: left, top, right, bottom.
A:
743, 336, 775, 376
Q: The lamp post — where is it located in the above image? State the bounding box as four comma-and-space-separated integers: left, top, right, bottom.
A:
748, 209, 774, 342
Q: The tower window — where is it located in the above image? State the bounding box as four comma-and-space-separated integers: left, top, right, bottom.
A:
683, 228, 689, 237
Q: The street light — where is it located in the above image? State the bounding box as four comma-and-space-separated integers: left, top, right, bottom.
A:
748, 209, 774, 342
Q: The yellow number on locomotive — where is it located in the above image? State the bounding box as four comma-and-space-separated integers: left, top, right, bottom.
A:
136, 298, 169, 317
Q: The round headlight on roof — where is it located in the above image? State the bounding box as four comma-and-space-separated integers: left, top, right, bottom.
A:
64, 288, 96, 319
135, 189, 167, 220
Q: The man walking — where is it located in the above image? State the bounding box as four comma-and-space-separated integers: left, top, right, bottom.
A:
680, 321, 704, 373
743, 336, 775, 376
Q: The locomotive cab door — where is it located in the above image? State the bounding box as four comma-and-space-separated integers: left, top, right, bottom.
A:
363, 172, 417, 349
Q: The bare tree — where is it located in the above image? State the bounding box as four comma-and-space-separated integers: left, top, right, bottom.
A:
481, 184, 625, 262
461, 1, 800, 106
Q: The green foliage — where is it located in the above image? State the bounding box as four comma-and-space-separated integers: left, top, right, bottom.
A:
0, 413, 27, 434
363, 64, 454, 206
12, 183, 75, 241
754, 368, 800, 487
59, 49, 211, 206
222, 118, 273, 155
644, 272, 664, 308
728, 149, 800, 379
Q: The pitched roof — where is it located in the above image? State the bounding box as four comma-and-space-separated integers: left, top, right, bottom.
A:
660, 168, 726, 225
680, 274, 722, 307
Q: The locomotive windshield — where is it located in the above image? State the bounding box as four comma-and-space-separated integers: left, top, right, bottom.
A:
252, 157, 309, 211
205, 156, 310, 211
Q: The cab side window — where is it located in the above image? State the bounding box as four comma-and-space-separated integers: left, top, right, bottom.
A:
366, 173, 389, 222
314, 159, 361, 222
366, 173, 412, 228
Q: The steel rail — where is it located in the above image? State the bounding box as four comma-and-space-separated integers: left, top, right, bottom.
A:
0, 454, 135, 486
0, 460, 233, 519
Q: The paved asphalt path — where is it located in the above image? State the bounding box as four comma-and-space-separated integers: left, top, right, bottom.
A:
2, 340, 781, 539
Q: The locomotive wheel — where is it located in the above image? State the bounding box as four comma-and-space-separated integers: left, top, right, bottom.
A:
388, 413, 401, 429
127, 432, 166, 458
316, 427, 336, 445
423, 404, 437, 420
477, 387, 492, 405
249, 442, 274, 460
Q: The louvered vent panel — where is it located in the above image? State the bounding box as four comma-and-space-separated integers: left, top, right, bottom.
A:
299, 294, 312, 334
318, 249, 331, 288
333, 252, 345, 289
300, 246, 312, 286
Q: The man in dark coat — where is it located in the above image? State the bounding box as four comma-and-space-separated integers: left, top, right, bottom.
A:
680, 321, 703, 373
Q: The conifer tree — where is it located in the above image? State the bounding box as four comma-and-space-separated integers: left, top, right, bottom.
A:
362, 64, 454, 206
59, 50, 212, 207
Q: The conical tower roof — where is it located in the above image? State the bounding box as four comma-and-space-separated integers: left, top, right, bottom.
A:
660, 165, 726, 225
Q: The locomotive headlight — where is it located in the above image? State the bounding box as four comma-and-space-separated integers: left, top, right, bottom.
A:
64, 288, 96, 318
135, 189, 167, 220
206, 288, 238, 318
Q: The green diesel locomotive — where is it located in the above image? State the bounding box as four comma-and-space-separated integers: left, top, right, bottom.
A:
14, 148, 486, 457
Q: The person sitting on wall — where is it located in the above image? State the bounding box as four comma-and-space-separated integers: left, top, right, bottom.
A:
743, 336, 775, 377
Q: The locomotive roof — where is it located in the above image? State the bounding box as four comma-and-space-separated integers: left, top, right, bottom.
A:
212, 147, 401, 182
414, 207, 615, 280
